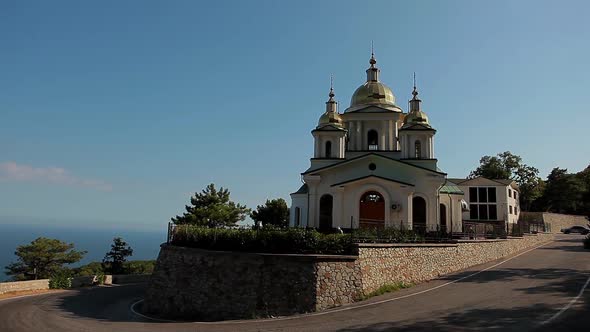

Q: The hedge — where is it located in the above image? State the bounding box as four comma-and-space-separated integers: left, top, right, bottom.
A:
171, 226, 355, 255
170, 226, 429, 255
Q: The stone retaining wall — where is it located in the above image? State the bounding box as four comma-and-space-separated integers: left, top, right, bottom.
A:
144, 233, 554, 320
0, 273, 151, 295
0, 279, 49, 294
143, 245, 360, 320
358, 233, 553, 294
520, 212, 588, 232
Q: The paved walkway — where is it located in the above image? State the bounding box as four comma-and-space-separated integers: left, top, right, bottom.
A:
0, 234, 588, 331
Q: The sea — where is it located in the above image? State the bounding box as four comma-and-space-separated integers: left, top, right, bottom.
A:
0, 222, 166, 281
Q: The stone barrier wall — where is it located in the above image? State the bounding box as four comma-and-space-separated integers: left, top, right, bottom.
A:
0, 273, 151, 295
143, 245, 360, 320
358, 233, 553, 294
520, 212, 588, 232
144, 233, 554, 320
0, 279, 49, 294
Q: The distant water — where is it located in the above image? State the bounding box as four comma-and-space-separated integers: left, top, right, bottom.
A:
0, 224, 166, 281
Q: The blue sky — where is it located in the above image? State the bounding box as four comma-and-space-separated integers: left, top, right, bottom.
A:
1, 0, 589, 230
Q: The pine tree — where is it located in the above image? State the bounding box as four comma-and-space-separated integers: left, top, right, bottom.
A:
171, 183, 250, 227
103, 237, 133, 274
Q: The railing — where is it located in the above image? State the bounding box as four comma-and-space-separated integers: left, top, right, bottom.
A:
459, 222, 506, 240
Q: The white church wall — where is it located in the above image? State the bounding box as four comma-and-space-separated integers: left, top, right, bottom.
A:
290, 194, 308, 228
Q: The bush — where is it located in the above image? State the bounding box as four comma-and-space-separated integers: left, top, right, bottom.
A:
360, 282, 413, 300
122, 260, 156, 274
352, 227, 424, 243
172, 225, 355, 255
584, 235, 590, 250
49, 270, 72, 289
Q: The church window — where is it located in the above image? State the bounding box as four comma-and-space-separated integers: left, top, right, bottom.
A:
368, 163, 376, 171
368, 130, 378, 150
325, 141, 332, 158
414, 140, 422, 158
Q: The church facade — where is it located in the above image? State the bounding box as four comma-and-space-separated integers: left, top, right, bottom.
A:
290, 54, 464, 233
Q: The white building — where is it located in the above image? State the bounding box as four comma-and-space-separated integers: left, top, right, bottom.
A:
289, 53, 464, 233
447, 177, 520, 225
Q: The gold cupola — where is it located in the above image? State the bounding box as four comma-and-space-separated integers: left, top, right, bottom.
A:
402, 83, 432, 128
317, 82, 344, 128
346, 52, 401, 113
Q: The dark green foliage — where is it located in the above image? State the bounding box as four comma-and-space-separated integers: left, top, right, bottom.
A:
103, 237, 133, 274
170, 226, 433, 255
122, 260, 156, 274
172, 183, 250, 227
171, 225, 355, 255
72, 262, 104, 276
49, 269, 72, 289
73, 260, 156, 276
537, 167, 588, 215
4, 237, 86, 281
250, 198, 290, 228
360, 282, 413, 300
351, 227, 425, 243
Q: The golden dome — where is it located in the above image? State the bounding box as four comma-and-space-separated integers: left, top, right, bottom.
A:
350, 81, 396, 108
318, 110, 343, 127
403, 110, 430, 126
345, 53, 402, 113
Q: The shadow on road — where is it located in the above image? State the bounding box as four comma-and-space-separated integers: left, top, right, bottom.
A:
336, 297, 590, 332
50, 283, 149, 323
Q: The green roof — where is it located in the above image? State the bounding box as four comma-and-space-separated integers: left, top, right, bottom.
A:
440, 182, 464, 195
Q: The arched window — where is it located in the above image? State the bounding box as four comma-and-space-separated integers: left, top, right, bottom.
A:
325, 141, 332, 158
414, 140, 422, 158
368, 130, 378, 150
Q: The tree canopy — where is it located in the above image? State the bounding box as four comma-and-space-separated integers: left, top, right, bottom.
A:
4, 237, 86, 281
250, 198, 290, 228
102, 237, 134, 274
534, 166, 589, 216
171, 183, 250, 227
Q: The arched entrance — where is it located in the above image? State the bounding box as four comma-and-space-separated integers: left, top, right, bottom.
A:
439, 204, 447, 233
319, 194, 333, 231
359, 191, 385, 229
412, 196, 427, 232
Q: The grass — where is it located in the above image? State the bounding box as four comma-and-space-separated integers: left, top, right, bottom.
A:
359, 282, 413, 301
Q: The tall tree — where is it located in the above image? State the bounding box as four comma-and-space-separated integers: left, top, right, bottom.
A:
469, 151, 543, 211
250, 198, 290, 228
102, 237, 133, 274
172, 183, 250, 227
541, 167, 586, 214
4, 238, 86, 281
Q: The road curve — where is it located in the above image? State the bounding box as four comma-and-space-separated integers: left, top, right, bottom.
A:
1, 234, 589, 332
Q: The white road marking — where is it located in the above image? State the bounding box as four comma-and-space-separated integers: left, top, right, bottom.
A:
539, 273, 590, 326
130, 240, 554, 324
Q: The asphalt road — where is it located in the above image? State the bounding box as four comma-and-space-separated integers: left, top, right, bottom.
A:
1, 234, 589, 332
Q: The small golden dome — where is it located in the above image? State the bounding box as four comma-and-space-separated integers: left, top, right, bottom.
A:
403, 110, 430, 126
318, 110, 343, 127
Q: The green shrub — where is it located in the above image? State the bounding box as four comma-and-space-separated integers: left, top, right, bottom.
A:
122, 260, 156, 274
49, 270, 72, 289
172, 226, 355, 255
360, 282, 413, 300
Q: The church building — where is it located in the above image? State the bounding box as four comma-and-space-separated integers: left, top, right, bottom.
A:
290, 53, 464, 233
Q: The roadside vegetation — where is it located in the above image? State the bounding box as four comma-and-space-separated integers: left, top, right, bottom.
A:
3, 237, 155, 288
359, 282, 413, 301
